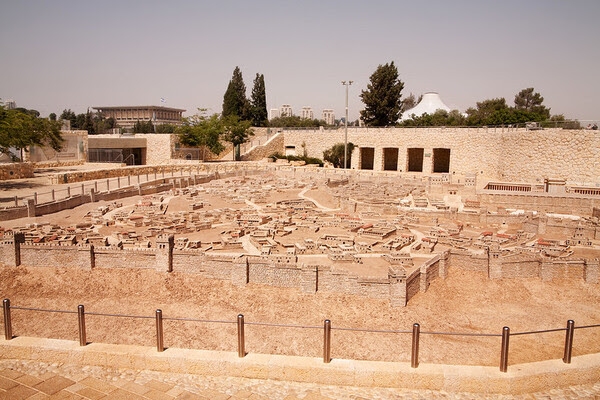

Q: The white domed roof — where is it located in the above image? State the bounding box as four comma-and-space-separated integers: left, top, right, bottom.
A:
401, 92, 451, 121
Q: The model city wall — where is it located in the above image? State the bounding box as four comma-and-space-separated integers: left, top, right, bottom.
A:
1, 237, 598, 307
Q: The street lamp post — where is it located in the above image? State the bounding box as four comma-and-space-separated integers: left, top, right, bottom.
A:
341, 81, 353, 169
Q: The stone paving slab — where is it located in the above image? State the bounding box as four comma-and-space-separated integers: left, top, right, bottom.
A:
1, 359, 600, 399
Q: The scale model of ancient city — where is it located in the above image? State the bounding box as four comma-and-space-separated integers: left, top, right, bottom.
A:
1, 92, 600, 396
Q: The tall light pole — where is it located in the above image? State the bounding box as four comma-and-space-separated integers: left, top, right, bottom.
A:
341, 80, 353, 169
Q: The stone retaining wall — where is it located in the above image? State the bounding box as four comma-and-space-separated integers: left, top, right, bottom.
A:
282, 128, 600, 184
0, 163, 34, 180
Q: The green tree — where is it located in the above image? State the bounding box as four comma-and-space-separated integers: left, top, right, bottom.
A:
82, 109, 95, 134
465, 98, 509, 125
133, 120, 154, 133
250, 73, 268, 126
401, 109, 466, 127
221, 115, 254, 161
48, 113, 57, 121
401, 92, 419, 113
514, 87, 550, 119
176, 110, 225, 160
60, 109, 77, 129
360, 61, 404, 126
155, 124, 176, 133
268, 115, 326, 127
15, 108, 40, 118
323, 142, 355, 168
0, 106, 63, 160
75, 113, 86, 130
222, 66, 250, 120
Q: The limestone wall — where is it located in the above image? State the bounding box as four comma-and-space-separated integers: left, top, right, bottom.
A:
479, 193, 600, 215
145, 134, 175, 165
449, 251, 488, 272
405, 269, 421, 303
248, 262, 303, 288
0, 163, 34, 180
94, 248, 156, 269
241, 132, 284, 161
283, 128, 600, 184
19, 245, 90, 270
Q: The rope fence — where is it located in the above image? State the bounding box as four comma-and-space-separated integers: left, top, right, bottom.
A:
2, 299, 596, 372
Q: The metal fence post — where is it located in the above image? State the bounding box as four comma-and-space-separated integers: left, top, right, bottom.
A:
81, 183, 85, 195
34, 192, 38, 205
563, 320, 575, 364
77, 305, 86, 346
500, 326, 510, 372
14, 196, 18, 207
51, 189, 55, 201
106, 179, 110, 191
411, 323, 420, 368
237, 314, 245, 357
323, 319, 331, 363
67, 186, 71, 197
155, 309, 164, 352
3, 299, 12, 340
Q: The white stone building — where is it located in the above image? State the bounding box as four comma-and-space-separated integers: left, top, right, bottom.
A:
269, 108, 280, 120
301, 106, 314, 120
280, 104, 293, 117
322, 109, 335, 125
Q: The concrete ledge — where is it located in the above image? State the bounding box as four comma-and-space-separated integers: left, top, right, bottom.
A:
1, 336, 600, 394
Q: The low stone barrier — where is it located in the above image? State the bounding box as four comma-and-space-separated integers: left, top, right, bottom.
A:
0, 163, 34, 180
1, 336, 598, 394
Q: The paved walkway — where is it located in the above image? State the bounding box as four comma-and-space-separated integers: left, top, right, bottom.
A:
1, 360, 600, 399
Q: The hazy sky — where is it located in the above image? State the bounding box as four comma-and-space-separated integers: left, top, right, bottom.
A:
1, 0, 599, 121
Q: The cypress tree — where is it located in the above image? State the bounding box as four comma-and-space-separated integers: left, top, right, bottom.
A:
222, 66, 250, 120
359, 61, 404, 126
250, 73, 268, 126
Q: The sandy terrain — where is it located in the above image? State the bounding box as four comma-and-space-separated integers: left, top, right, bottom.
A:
1, 265, 598, 367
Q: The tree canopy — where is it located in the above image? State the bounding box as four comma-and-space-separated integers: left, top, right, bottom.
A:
514, 87, 550, 119
221, 115, 254, 160
222, 66, 250, 120
401, 109, 466, 127
268, 115, 327, 127
59, 109, 115, 134
0, 106, 63, 160
323, 142, 355, 168
360, 61, 404, 126
464, 91, 551, 126
250, 73, 268, 127
176, 110, 225, 159
132, 120, 154, 133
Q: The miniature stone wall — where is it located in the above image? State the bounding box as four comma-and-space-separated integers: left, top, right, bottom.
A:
283, 128, 600, 184
248, 261, 303, 288
1, 236, 598, 305
0, 162, 34, 180
479, 193, 600, 215
18, 244, 91, 270
94, 247, 156, 270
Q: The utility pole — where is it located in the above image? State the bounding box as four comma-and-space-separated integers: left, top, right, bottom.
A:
341, 81, 353, 169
